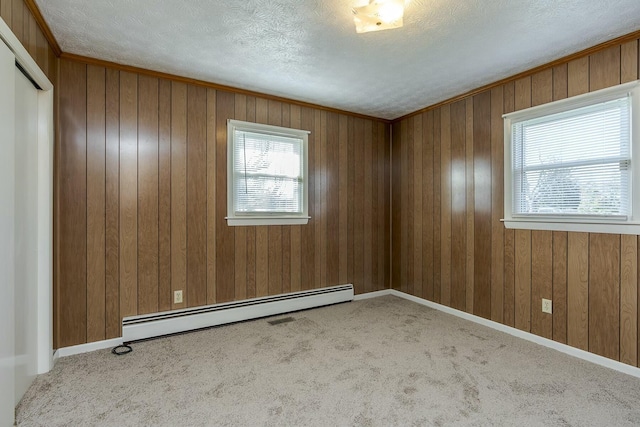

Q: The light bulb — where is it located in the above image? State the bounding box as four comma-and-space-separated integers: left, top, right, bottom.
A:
377, 1, 403, 23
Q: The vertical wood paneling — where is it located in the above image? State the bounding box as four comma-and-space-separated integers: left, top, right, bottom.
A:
119, 71, 138, 318
552, 232, 568, 344
464, 100, 474, 313
187, 85, 207, 307
396, 120, 406, 292
621, 41, 638, 83
301, 107, 315, 291
531, 231, 552, 339
20, 2, 28, 47
589, 46, 621, 91
171, 82, 188, 310
422, 111, 434, 301
440, 105, 451, 306
589, 234, 620, 360
567, 57, 589, 97
46, 36, 56, 85
158, 80, 172, 312
35, 27, 46, 73
1, 0, 12, 30
105, 69, 120, 340
11, 0, 23, 43
338, 114, 348, 285
59, 60, 87, 347
531, 69, 553, 106
405, 117, 414, 295
490, 87, 503, 322
86, 66, 106, 342
328, 113, 341, 288
57, 59, 390, 347
514, 229, 531, 331
388, 35, 640, 367
450, 101, 466, 310
384, 122, 391, 290
553, 64, 568, 101
433, 109, 442, 303
314, 110, 323, 289
513, 78, 531, 331
568, 232, 589, 351
216, 91, 235, 302
503, 81, 516, 328
137, 75, 159, 315
503, 229, 516, 327
57, 35, 640, 364
27, 12, 35, 60
412, 114, 423, 298
374, 123, 384, 290
473, 92, 492, 319
354, 118, 365, 294
364, 119, 374, 293
206, 89, 219, 303
620, 235, 637, 366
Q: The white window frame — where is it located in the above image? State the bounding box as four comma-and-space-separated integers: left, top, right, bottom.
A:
503, 80, 640, 235
226, 119, 310, 226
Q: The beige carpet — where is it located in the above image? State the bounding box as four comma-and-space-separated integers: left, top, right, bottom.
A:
17, 295, 640, 426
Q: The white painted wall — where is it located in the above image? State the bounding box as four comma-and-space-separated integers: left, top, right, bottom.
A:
14, 67, 40, 405
0, 15, 54, 423
0, 37, 16, 427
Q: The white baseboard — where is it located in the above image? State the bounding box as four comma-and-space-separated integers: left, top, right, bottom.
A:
58, 286, 355, 359
54, 288, 640, 379
353, 289, 393, 301
122, 284, 354, 342
389, 289, 640, 379
55, 337, 123, 358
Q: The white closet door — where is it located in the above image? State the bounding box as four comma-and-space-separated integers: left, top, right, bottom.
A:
14, 64, 40, 406
0, 39, 16, 426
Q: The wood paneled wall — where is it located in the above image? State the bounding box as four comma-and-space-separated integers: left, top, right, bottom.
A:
392, 39, 640, 366
56, 58, 391, 348
0, 0, 57, 83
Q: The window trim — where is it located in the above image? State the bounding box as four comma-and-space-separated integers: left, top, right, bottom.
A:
502, 80, 640, 235
226, 119, 310, 226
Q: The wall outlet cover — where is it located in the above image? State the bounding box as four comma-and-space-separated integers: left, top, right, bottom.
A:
174, 290, 183, 304
542, 298, 552, 314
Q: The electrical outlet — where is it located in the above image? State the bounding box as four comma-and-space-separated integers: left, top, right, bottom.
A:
174, 290, 183, 304
542, 298, 552, 314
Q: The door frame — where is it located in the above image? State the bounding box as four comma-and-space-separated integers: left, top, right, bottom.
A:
0, 17, 54, 375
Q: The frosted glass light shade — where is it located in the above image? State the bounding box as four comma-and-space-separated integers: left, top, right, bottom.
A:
353, 0, 404, 33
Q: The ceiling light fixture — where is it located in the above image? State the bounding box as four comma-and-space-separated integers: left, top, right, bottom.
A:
353, 0, 405, 34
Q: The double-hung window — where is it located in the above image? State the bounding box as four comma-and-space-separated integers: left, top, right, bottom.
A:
226, 119, 309, 226
503, 80, 640, 234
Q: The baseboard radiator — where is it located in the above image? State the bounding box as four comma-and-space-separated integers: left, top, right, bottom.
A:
122, 284, 354, 343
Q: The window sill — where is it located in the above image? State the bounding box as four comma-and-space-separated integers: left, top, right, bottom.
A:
502, 218, 640, 235
226, 216, 310, 226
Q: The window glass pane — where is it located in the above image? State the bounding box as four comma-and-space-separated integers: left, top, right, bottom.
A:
233, 129, 303, 214
234, 176, 302, 213
512, 96, 631, 217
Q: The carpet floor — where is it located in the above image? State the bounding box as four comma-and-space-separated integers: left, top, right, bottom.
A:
16, 295, 640, 426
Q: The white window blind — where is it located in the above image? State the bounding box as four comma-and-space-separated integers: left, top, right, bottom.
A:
512, 96, 631, 218
233, 130, 303, 214
226, 119, 309, 226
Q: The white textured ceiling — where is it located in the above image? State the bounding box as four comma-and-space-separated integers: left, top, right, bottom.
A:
36, 0, 640, 120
